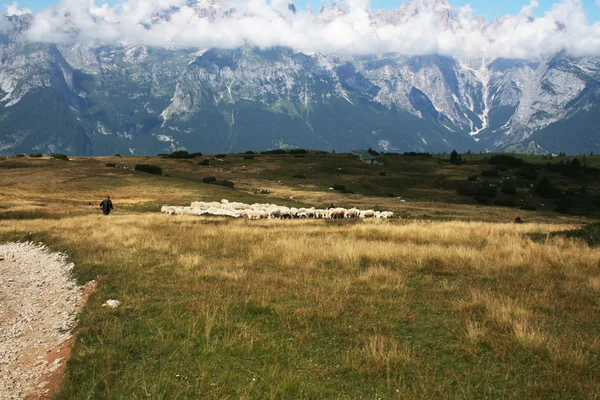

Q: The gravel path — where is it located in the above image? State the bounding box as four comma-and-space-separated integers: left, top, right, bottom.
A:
0, 243, 82, 399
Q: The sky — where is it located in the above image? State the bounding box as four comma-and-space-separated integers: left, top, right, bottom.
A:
7, 0, 600, 21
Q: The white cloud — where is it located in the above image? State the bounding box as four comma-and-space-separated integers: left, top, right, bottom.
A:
4, 1, 31, 16
17, 0, 600, 60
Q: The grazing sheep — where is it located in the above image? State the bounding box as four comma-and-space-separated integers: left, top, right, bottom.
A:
345, 208, 360, 218
161, 200, 394, 221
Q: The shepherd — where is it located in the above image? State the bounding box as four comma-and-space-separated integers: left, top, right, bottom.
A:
100, 196, 114, 216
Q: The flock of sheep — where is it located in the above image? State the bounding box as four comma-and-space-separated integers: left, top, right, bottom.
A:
160, 200, 395, 219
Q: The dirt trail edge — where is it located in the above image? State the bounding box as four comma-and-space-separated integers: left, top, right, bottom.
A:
0, 242, 93, 399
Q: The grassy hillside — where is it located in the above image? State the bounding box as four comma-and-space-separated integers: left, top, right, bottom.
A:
0, 153, 599, 398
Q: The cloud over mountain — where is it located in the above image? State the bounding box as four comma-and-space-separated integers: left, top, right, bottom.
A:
4, 0, 600, 59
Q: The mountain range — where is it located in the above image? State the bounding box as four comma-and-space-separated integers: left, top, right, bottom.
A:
0, 0, 599, 156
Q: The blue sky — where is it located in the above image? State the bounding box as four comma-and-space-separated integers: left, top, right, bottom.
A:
9, 0, 600, 22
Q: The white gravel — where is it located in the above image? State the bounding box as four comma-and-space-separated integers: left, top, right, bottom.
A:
0, 242, 82, 399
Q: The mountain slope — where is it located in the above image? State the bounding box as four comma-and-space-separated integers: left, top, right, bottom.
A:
0, 2, 599, 155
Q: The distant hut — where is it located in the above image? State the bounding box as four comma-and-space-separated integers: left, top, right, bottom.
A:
351, 150, 380, 165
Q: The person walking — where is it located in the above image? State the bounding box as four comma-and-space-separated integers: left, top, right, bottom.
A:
100, 196, 114, 216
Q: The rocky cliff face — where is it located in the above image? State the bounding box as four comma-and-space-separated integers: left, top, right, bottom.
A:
0, 1, 599, 156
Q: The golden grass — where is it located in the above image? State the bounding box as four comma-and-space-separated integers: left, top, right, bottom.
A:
1, 161, 599, 397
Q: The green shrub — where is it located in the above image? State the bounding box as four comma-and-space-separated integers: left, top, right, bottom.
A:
243, 155, 255, 160
379, 172, 387, 177
495, 198, 517, 208
261, 149, 287, 155
517, 165, 538, 180
332, 184, 346, 191
293, 155, 306, 158
216, 154, 226, 158
457, 182, 480, 196
474, 196, 489, 204
555, 196, 576, 214
14, 154, 25, 158
245, 151, 256, 155
551, 223, 600, 246
520, 204, 537, 211
51, 153, 69, 160
501, 183, 518, 195
199, 159, 210, 166
289, 149, 308, 155
169, 151, 196, 159
220, 180, 234, 188
449, 150, 462, 165
468, 175, 478, 182
29, 153, 43, 158
457, 182, 497, 198
403, 152, 432, 157
292, 173, 306, 179
157, 153, 169, 157
134, 164, 162, 175
341, 189, 355, 194
114, 154, 121, 157
489, 155, 525, 167
202, 176, 217, 183
536, 176, 559, 199
481, 169, 499, 177
105, 163, 117, 167
494, 165, 508, 171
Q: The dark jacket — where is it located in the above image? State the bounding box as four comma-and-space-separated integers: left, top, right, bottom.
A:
100, 199, 113, 214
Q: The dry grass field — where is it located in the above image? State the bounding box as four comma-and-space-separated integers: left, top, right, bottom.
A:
0, 155, 599, 398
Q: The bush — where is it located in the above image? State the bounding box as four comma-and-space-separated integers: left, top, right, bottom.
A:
481, 169, 499, 177
489, 155, 525, 167
468, 175, 478, 182
105, 163, 117, 167
379, 172, 387, 177
449, 149, 462, 165
245, 151, 256, 155
457, 182, 480, 196
243, 155, 255, 160
517, 165, 538, 181
403, 152, 432, 157
551, 223, 600, 247
114, 154, 121, 157
261, 149, 287, 155
495, 198, 517, 208
474, 196, 489, 204
29, 153, 43, 158
190, 152, 203, 158
536, 176, 558, 199
332, 184, 346, 191
14, 154, 25, 158
157, 153, 169, 157
501, 183, 518, 195
555, 196, 576, 214
289, 149, 308, 155
202, 176, 217, 183
215, 154, 226, 158
367, 148, 380, 156
292, 173, 306, 179
220, 180, 234, 188
457, 182, 497, 198
199, 159, 211, 166
520, 204, 537, 211
51, 153, 69, 160
494, 165, 508, 171
168, 150, 193, 159
293, 155, 306, 158
135, 164, 162, 175
341, 189, 355, 194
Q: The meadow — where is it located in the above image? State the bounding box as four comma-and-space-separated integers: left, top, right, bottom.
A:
0, 153, 599, 398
